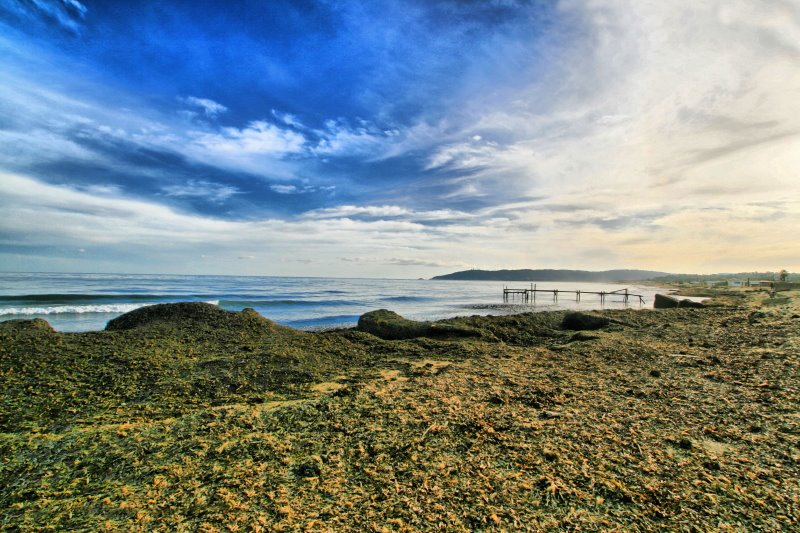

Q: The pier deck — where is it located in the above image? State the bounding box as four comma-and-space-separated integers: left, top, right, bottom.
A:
503, 285, 646, 305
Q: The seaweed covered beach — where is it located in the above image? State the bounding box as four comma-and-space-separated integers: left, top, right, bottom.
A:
1, 288, 798, 531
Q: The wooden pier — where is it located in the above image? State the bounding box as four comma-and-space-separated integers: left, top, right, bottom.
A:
503, 284, 646, 305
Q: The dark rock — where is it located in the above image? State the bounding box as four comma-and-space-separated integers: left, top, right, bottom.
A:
105, 302, 280, 332
649, 369, 661, 378
561, 312, 610, 331
0, 318, 55, 333
654, 294, 705, 309
654, 294, 680, 308
356, 309, 431, 340
356, 309, 482, 340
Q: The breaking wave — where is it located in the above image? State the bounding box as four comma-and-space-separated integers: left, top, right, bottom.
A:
0, 300, 220, 316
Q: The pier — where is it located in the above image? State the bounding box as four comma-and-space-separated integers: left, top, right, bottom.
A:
503, 284, 646, 305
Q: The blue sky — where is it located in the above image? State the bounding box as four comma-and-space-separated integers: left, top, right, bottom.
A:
1, 0, 799, 277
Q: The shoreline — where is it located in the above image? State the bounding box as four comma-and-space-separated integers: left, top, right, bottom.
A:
1, 287, 797, 530
0, 273, 674, 334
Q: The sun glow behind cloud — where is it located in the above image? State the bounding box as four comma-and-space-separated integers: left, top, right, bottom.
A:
0, 0, 798, 276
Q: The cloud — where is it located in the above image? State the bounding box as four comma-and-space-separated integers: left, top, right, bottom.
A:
384, 257, 469, 268
313, 119, 391, 157
161, 180, 240, 202
336, 256, 468, 268
192, 121, 306, 155
2, 171, 798, 276
1, 0, 87, 34
269, 184, 298, 194
301, 205, 470, 224
180, 96, 228, 118
271, 110, 302, 128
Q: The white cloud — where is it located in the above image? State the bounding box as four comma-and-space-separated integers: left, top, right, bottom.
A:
414, 0, 800, 226
301, 205, 468, 222
77, 184, 123, 196
312, 119, 389, 157
1, 172, 798, 276
180, 96, 228, 118
270, 184, 298, 194
162, 180, 240, 202
193, 121, 306, 155
271, 110, 302, 127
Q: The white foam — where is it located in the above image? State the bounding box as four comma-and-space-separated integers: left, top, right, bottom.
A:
0, 303, 154, 316
0, 300, 222, 316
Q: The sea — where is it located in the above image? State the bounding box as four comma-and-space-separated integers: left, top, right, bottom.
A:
0, 272, 668, 332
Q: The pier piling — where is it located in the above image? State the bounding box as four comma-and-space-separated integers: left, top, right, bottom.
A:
502, 286, 646, 306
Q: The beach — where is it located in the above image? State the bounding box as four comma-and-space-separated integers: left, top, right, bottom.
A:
1, 286, 798, 531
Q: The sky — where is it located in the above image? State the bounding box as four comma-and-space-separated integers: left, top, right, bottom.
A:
0, 0, 798, 278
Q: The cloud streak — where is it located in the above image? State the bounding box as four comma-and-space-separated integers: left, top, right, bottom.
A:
180, 96, 228, 118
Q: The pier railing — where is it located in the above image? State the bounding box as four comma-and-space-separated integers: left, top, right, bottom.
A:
502, 284, 645, 305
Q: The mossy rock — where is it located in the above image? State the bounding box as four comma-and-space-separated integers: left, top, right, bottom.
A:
357, 309, 431, 340
105, 302, 287, 333
561, 312, 610, 331
654, 294, 706, 309
357, 310, 483, 340
0, 318, 55, 333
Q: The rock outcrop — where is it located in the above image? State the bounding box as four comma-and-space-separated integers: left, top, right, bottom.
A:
0, 318, 55, 333
105, 302, 283, 332
356, 309, 483, 340
560, 312, 610, 331
654, 294, 706, 309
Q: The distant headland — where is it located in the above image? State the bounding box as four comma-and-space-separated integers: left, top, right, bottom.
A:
431, 268, 668, 282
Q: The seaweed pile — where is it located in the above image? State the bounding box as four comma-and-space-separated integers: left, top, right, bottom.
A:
1, 291, 798, 530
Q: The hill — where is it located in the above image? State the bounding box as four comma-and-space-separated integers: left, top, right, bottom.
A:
432, 268, 668, 282
651, 271, 797, 283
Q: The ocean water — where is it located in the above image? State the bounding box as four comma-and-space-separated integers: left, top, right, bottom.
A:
0, 272, 667, 332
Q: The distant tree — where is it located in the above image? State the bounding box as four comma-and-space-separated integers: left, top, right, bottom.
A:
779, 269, 788, 282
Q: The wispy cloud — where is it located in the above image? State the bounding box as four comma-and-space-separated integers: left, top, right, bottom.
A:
180, 96, 228, 118
2, 171, 798, 276
269, 184, 298, 194
1, 0, 87, 34
192, 121, 305, 155
161, 180, 240, 203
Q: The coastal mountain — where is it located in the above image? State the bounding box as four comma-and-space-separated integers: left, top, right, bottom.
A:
431, 268, 669, 282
